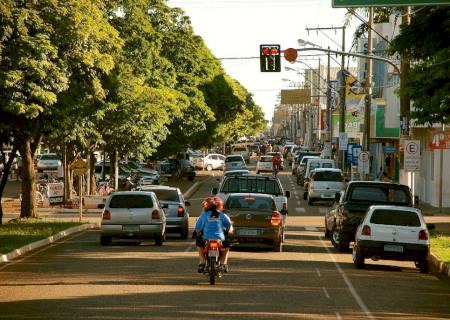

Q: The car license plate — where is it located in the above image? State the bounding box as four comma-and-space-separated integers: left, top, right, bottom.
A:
122, 225, 140, 232
384, 244, 403, 253
239, 229, 258, 236
322, 194, 333, 198
208, 250, 219, 257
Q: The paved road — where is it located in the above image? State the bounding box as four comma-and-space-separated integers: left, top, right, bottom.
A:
1, 169, 450, 319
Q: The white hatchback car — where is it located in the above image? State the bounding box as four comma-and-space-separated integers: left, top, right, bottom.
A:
353, 205, 435, 273
305, 168, 345, 205
256, 155, 273, 174
224, 154, 246, 171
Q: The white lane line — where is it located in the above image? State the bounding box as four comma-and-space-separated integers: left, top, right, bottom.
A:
295, 208, 305, 213
315, 267, 321, 277
305, 226, 318, 231
336, 312, 342, 320
319, 237, 375, 320
322, 287, 331, 299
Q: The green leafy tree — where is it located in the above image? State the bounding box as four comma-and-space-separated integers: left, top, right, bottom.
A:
389, 6, 450, 125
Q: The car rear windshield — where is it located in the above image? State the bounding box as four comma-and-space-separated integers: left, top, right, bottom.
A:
40, 154, 59, 160
109, 194, 153, 208
313, 171, 343, 182
224, 171, 248, 176
260, 156, 273, 162
233, 147, 247, 152
226, 156, 243, 162
221, 177, 282, 195
151, 189, 179, 202
349, 186, 411, 204
225, 196, 276, 211
370, 209, 421, 227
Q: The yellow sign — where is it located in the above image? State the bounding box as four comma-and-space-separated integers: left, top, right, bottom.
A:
280, 89, 311, 105
72, 158, 88, 176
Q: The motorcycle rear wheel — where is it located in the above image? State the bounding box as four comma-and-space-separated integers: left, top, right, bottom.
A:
209, 257, 216, 285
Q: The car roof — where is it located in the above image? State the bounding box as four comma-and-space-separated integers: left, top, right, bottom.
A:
348, 180, 408, 188
367, 205, 422, 214
137, 185, 179, 191
311, 168, 342, 173
110, 191, 155, 196
225, 169, 249, 173
226, 154, 244, 158
226, 193, 275, 199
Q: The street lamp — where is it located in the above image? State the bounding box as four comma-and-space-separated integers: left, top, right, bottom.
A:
298, 38, 322, 48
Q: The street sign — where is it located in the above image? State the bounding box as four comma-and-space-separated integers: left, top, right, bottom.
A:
283, 48, 298, 63
332, 0, 450, 7
339, 132, 348, 151
280, 89, 311, 104
48, 183, 64, 204
404, 140, 421, 172
352, 145, 362, 166
72, 158, 88, 176
358, 151, 370, 174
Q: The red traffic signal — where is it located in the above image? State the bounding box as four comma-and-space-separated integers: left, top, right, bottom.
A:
260, 44, 281, 72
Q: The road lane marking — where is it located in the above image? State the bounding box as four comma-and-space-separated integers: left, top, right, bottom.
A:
319, 237, 375, 320
295, 208, 305, 213
336, 312, 342, 320
305, 227, 318, 231
315, 267, 321, 277
322, 287, 331, 299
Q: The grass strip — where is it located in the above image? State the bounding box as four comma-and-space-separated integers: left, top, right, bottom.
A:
0, 218, 83, 254
430, 232, 450, 265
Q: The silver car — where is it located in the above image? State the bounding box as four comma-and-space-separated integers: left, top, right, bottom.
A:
100, 191, 166, 246
137, 185, 190, 238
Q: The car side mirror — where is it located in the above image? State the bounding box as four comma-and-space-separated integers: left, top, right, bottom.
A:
426, 223, 436, 230
185, 201, 191, 207
97, 204, 105, 209
285, 190, 290, 198
212, 187, 218, 195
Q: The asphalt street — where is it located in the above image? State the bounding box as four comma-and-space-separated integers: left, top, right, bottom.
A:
1, 169, 450, 319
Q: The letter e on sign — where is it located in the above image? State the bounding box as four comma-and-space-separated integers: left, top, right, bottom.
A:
404, 140, 420, 172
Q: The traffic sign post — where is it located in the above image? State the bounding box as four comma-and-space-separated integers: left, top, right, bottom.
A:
72, 158, 88, 221
404, 140, 420, 172
358, 151, 370, 176
338, 132, 348, 151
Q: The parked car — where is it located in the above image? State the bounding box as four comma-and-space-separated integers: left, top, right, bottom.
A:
194, 153, 225, 171
292, 151, 321, 175
212, 174, 290, 215
231, 146, 250, 163
352, 205, 434, 273
266, 152, 284, 170
99, 191, 166, 246
304, 168, 345, 205
224, 154, 246, 171
256, 155, 273, 174
136, 186, 190, 239
296, 156, 320, 185
225, 193, 285, 252
37, 153, 61, 172
324, 181, 414, 252
159, 159, 195, 181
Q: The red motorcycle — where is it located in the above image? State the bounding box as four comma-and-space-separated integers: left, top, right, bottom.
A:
202, 239, 225, 285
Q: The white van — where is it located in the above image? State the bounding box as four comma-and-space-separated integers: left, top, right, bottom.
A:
303, 158, 335, 184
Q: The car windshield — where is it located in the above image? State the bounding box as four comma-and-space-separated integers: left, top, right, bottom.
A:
109, 194, 153, 208
349, 186, 410, 204
221, 177, 282, 195
313, 171, 343, 182
370, 209, 421, 227
225, 196, 276, 211
40, 154, 59, 160
226, 156, 243, 162
233, 147, 247, 151
151, 189, 179, 202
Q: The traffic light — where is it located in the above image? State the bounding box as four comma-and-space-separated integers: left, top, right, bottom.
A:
260, 44, 281, 72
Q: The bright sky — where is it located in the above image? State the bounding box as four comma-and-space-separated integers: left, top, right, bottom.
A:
167, 0, 359, 120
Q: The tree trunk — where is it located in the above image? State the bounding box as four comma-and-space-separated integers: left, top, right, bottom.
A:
0, 146, 18, 225
18, 139, 37, 218
89, 149, 96, 195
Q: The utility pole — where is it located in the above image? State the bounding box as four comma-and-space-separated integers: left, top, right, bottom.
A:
400, 6, 411, 137
326, 48, 332, 152
363, 8, 374, 157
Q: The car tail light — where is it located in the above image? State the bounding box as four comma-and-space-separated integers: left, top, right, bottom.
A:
177, 206, 184, 217
102, 210, 111, 220
270, 212, 282, 227
362, 225, 371, 236
282, 202, 288, 212
418, 229, 429, 240
152, 209, 160, 220
208, 240, 220, 250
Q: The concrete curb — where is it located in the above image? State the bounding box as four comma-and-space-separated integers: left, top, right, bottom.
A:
37, 208, 102, 214
429, 252, 450, 277
0, 223, 98, 263
184, 177, 210, 200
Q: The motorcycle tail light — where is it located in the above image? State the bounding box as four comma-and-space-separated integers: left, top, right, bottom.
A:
102, 210, 111, 220
270, 212, 282, 227
208, 240, 221, 250
177, 206, 184, 217
152, 209, 160, 220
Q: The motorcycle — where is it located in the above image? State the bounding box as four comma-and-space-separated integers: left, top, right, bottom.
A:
202, 239, 225, 285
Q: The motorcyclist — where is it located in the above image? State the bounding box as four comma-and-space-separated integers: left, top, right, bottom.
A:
272, 153, 282, 176
194, 196, 233, 273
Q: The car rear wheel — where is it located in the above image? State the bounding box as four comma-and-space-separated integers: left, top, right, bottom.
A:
352, 244, 365, 268
417, 259, 429, 273
100, 235, 111, 246
330, 226, 339, 248
337, 230, 350, 252
206, 164, 213, 171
